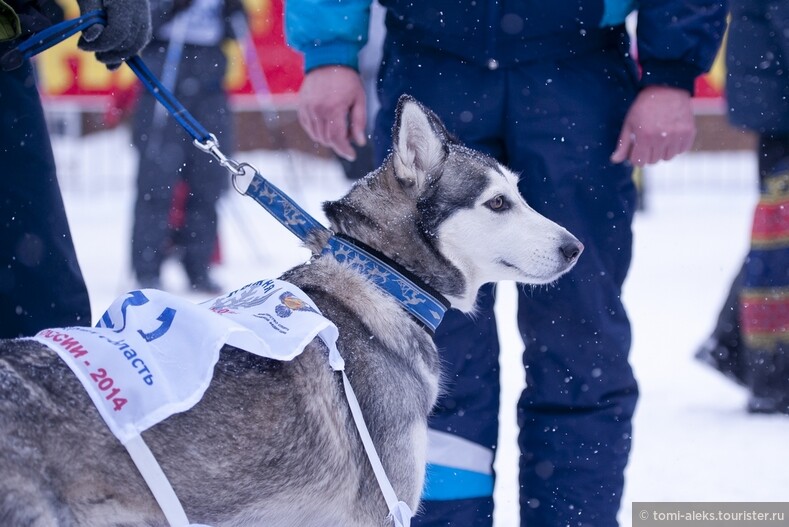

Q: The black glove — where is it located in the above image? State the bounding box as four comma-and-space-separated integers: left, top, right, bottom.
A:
77, 0, 152, 69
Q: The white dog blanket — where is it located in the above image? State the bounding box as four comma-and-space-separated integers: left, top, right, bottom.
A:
34, 279, 343, 445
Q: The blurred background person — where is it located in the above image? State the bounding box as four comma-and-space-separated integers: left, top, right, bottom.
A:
130, 0, 244, 294
697, 0, 789, 415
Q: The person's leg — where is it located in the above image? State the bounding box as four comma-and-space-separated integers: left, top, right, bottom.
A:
130, 108, 181, 286
741, 132, 789, 413
374, 41, 506, 526
740, 4, 789, 411
130, 50, 181, 287
416, 287, 500, 526
506, 43, 639, 526
0, 59, 91, 336
178, 52, 230, 291
180, 134, 227, 291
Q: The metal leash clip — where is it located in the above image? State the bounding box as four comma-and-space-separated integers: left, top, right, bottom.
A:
192, 134, 257, 193
193, 134, 244, 176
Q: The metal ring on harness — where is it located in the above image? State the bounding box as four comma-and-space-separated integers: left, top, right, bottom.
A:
230, 162, 257, 195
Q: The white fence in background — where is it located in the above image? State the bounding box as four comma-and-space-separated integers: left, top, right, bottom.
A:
45, 99, 138, 197
44, 103, 757, 203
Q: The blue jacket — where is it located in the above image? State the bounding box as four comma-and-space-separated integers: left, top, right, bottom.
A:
286, 0, 727, 93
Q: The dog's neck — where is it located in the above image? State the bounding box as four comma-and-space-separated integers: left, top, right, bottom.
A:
320, 163, 470, 311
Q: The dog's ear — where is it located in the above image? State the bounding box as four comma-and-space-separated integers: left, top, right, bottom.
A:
392, 95, 449, 191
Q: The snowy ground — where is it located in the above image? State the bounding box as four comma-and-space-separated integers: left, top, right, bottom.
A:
54, 126, 789, 526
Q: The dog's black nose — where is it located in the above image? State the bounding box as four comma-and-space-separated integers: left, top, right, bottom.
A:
560, 240, 584, 262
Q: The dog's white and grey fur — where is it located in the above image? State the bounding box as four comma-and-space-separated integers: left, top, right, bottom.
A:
0, 96, 582, 526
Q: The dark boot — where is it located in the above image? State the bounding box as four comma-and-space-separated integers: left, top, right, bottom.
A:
745, 345, 789, 414
695, 265, 748, 386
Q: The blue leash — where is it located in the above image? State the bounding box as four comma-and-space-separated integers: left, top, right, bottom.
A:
7, 11, 449, 334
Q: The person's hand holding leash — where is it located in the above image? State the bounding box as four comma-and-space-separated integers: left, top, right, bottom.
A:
298, 65, 367, 162
77, 0, 152, 69
611, 85, 696, 166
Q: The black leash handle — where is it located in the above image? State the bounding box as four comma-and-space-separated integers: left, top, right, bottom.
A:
1, 10, 105, 70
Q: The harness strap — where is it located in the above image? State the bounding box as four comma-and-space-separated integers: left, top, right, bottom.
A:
125, 437, 192, 527
341, 372, 412, 527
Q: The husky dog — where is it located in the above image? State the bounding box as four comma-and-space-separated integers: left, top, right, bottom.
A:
0, 96, 582, 527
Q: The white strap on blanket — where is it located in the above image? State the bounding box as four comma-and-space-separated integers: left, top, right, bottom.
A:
125, 436, 195, 527
341, 371, 412, 527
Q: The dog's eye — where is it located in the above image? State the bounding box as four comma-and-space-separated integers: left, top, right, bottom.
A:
485, 195, 510, 211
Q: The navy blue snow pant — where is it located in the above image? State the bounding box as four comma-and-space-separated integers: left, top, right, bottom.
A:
0, 58, 91, 338
130, 44, 230, 286
374, 32, 640, 527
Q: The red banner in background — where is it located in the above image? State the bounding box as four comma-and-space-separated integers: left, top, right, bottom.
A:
36, 0, 304, 100
694, 42, 726, 101
695, 76, 723, 99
